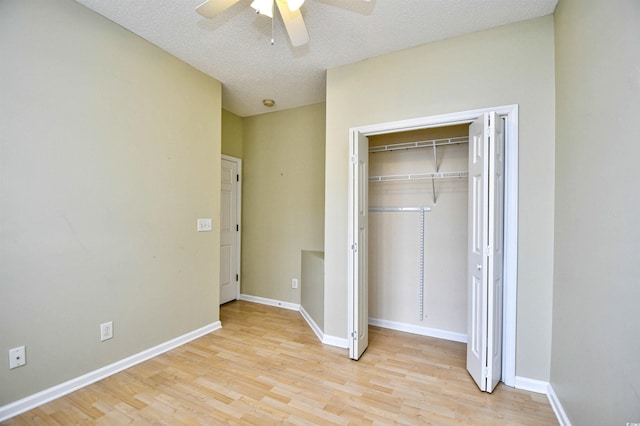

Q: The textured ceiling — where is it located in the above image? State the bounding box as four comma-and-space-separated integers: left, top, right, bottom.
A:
75, 0, 558, 117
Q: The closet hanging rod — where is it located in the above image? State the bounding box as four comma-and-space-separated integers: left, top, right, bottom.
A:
369, 171, 468, 182
369, 136, 468, 153
369, 206, 432, 213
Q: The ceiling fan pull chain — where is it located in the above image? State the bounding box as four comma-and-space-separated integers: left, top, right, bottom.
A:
271, 0, 275, 45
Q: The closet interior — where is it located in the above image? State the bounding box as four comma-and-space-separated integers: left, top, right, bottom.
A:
368, 124, 469, 341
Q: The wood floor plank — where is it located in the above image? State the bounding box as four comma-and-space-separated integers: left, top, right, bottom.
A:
3, 301, 557, 425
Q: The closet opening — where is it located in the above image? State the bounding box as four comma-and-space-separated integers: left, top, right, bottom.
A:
347, 105, 518, 390
368, 124, 469, 343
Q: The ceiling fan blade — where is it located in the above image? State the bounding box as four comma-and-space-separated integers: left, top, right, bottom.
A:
250, 0, 274, 18
195, 0, 240, 18
275, 0, 309, 47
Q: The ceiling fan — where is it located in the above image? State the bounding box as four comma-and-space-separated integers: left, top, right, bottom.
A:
195, 0, 368, 47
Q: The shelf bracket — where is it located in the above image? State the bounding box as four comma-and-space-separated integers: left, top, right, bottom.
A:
432, 142, 439, 204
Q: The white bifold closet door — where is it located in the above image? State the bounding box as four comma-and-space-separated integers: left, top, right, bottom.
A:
467, 112, 505, 392
348, 131, 369, 360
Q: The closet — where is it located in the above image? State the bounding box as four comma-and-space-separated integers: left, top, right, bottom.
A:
367, 124, 469, 341
349, 108, 512, 392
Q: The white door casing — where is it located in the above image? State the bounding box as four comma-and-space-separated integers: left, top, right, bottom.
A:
466, 112, 504, 392
348, 131, 369, 360
220, 156, 241, 304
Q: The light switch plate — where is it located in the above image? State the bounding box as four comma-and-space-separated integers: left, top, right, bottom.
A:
197, 218, 212, 232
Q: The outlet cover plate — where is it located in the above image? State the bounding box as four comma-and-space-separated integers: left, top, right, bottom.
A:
100, 321, 113, 342
9, 346, 26, 369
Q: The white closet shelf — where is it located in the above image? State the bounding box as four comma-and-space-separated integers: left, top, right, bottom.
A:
369, 171, 468, 182
369, 136, 468, 153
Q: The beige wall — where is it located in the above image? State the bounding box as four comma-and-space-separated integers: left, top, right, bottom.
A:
222, 109, 243, 158
0, 0, 222, 406
241, 103, 325, 303
325, 16, 556, 380
301, 251, 325, 331
552, 0, 640, 423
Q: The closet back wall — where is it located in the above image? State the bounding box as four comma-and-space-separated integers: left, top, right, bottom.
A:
368, 126, 469, 337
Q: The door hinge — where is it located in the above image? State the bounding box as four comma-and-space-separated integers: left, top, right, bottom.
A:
351, 155, 357, 164
236, 274, 239, 282
236, 174, 239, 182
351, 242, 358, 252
483, 366, 489, 379
236, 224, 239, 232
484, 245, 492, 257
351, 331, 357, 340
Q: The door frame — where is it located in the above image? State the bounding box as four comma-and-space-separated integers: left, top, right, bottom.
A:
221, 154, 242, 302
347, 104, 518, 386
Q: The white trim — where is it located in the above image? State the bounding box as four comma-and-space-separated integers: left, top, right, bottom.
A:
369, 318, 467, 343
299, 306, 323, 343
547, 384, 572, 426
0, 321, 222, 422
347, 104, 518, 387
221, 154, 242, 301
242, 297, 346, 348
239, 294, 300, 311
322, 334, 349, 348
501, 105, 518, 387
514, 376, 549, 394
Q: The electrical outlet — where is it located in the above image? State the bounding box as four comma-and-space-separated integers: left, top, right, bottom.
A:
100, 321, 113, 342
9, 346, 26, 369
197, 218, 212, 232
292, 278, 298, 289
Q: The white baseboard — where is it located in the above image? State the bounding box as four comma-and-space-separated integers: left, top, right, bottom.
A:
242, 296, 347, 348
239, 294, 300, 311
299, 306, 324, 343
0, 321, 221, 423
514, 376, 549, 394
547, 383, 572, 426
368, 317, 467, 343
514, 377, 571, 426
322, 334, 349, 348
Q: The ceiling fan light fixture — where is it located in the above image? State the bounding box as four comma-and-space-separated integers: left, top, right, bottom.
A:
250, 0, 274, 18
198, 0, 310, 47
286, 0, 305, 12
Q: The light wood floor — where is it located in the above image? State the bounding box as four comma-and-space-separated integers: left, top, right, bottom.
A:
5, 301, 557, 425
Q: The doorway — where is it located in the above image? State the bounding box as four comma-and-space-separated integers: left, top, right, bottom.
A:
220, 155, 242, 305
347, 105, 518, 388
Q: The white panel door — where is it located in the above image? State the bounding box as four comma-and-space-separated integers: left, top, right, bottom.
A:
220, 158, 239, 304
467, 115, 489, 390
467, 112, 504, 392
348, 131, 369, 360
